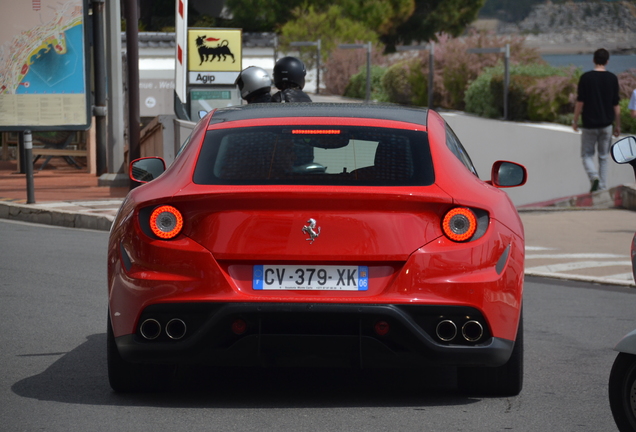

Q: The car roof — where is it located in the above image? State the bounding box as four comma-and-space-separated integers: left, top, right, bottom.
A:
207, 103, 430, 128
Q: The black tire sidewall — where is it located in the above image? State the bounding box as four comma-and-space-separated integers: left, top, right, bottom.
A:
609, 352, 636, 432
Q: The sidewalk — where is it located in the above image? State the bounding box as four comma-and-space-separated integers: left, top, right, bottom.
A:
0, 159, 127, 231
1, 156, 635, 287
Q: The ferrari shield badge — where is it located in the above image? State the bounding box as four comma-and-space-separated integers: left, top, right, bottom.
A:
302, 218, 321, 244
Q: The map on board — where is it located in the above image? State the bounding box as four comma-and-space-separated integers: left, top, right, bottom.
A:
0, 0, 89, 129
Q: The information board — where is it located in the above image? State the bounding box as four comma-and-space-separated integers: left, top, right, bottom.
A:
0, 0, 91, 131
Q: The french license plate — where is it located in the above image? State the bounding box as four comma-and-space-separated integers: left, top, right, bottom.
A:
253, 265, 369, 291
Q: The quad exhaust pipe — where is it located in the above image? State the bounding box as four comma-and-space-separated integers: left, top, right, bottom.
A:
166, 319, 187, 340
436, 320, 457, 341
139, 318, 187, 340
140, 318, 161, 340
435, 319, 484, 343
462, 320, 484, 342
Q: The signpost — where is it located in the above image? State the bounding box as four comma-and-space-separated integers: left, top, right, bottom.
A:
290, 40, 321, 94
174, 26, 243, 120
339, 42, 372, 102
174, 0, 189, 119
186, 28, 242, 119
397, 42, 435, 109
467, 44, 510, 120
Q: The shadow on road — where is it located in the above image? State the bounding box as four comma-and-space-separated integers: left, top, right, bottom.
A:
12, 333, 481, 408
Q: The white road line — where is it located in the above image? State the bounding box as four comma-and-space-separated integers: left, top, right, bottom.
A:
524, 245, 635, 286
525, 246, 555, 251
526, 260, 632, 273
526, 271, 636, 287
526, 253, 628, 259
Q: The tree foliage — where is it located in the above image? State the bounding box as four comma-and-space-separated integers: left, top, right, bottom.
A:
333, 0, 415, 36
382, 0, 486, 51
225, 0, 307, 32
226, 0, 414, 34
226, 0, 481, 51
138, 0, 483, 45
278, 5, 379, 69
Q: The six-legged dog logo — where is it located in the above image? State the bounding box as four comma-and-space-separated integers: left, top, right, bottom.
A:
195, 35, 236, 65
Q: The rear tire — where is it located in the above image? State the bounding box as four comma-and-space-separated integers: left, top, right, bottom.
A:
609, 352, 636, 432
458, 313, 523, 396
107, 314, 174, 392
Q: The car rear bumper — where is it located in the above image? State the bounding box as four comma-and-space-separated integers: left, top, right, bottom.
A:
115, 302, 515, 368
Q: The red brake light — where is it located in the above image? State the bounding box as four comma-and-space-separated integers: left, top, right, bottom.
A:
149, 205, 183, 239
374, 321, 390, 336
291, 129, 341, 134
442, 208, 477, 242
231, 319, 248, 335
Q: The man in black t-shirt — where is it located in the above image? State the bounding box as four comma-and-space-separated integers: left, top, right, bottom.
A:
572, 48, 621, 192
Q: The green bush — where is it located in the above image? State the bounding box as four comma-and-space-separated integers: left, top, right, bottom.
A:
464, 66, 501, 118
408, 61, 429, 107
382, 59, 429, 106
618, 69, 636, 100
382, 60, 416, 105
490, 74, 537, 121
621, 99, 636, 135
465, 63, 576, 121
343, 65, 389, 102
443, 63, 471, 111
526, 74, 579, 124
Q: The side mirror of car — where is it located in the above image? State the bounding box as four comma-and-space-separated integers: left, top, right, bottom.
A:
611, 136, 636, 164
490, 161, 527, 188
130, 157, 166, 183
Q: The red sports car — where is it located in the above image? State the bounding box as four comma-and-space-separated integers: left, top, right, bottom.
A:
107, 103, 527, 394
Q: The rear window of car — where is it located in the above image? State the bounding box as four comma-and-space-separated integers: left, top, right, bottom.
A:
193, 126, 434, 186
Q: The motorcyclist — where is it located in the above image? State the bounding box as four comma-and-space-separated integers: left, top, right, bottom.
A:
271, 56, 312, 103
235, 66, 273, 104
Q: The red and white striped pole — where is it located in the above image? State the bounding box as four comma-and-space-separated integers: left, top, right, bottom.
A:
175, 0, 188, 110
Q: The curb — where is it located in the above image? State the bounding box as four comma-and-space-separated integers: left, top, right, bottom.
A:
0, 201, 114, 231
525, 270, 635, 287
518, 184, 636, 211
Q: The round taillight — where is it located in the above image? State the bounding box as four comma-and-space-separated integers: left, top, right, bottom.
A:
149, 205, 183, 239
442, 207, 477, 242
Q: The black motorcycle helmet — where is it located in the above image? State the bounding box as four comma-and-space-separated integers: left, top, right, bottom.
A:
273, 56, 306, 90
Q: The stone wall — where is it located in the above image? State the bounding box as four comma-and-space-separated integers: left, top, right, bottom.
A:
497, 2, 636, 54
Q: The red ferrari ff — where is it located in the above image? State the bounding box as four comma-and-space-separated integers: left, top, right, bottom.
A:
107, 103, 527, 394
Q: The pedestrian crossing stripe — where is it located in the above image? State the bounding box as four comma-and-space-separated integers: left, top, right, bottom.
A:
526, 260, 632, 273
526, 253, 627, 259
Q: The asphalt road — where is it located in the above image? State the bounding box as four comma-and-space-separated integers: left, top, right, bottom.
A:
2, 219, 636, 431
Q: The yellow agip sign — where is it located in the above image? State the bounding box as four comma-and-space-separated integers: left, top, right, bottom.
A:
188, 29, 242, 72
